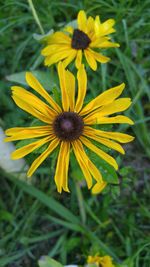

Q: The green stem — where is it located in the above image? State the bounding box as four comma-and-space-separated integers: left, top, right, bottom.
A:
75, 181, 86, 224
27, 0, 45, 35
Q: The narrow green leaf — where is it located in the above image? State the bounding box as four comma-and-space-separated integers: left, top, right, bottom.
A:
38, 256, 63, 267
5, 173, 80, 224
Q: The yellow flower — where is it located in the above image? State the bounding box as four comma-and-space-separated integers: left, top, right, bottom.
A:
87, 255, 115, 267
41, 10, 119, 70
5, 62, 134, 193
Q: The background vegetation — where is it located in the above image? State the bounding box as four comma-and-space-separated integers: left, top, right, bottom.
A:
0, 0, 150, 266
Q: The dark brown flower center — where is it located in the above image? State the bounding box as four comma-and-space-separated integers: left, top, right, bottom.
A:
53, 112, 84, 141
71, 29, 91, 50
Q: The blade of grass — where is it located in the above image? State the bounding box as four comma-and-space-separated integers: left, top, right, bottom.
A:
4, 171, 80, 224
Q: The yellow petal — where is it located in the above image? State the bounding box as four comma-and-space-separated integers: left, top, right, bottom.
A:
64, 26, 74, 34
97, 98, 132, 116
63, 50, 77, 68
12, 95, 51, 124
27, 138, 59, 177
85, 98, 132, 122
54, 141, 70, 193
87, 16, 95, 34
62, 142, 70, 192
84, 130, 125, 154
84, 126, 134, 143
72, 141, 92, 189
87, 48, 110, 63
94, 15, 101, 36
91, 40, 119, 48
12, 86, 56, 118
47, 32, 71, 44
26, 72, 62, 113
84, 115, 134, 125
77, 10, 87, 32
75, 50, 82, 69
11, 136, 53, 160
101, 19, 116, 35
80, 136, 118, 170
65, 70, 75, 111
74, 139, 103, 184
5, 125, 53, 142
44, 49, 73, 66
41, 44, 70, 56
80, 83, 125, 116
58, 62, 69, 111
75, 64, 87, 112
92, 181, 107, 194
90, 36, 119, 48
95, 17, 116, 37
84, 49, 97, 70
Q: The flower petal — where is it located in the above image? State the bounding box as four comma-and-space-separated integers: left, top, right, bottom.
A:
84, 115, 134, 125
94, 15, 102, 36
77, 10, 87, 32
65, 70, 75, 111
44, 49, 73, 66
64, 26, 74, 34
72, 141, 92, 189
47, 32, 71, 44
11, 136, 53, 160
5, 125, 53, 142
87, 48, 110, 63
85, 98, 132, 121
75, 50, 82, 69
95, 17, 116, 37
91, 40, 119, 48
87, 16, 95, 35
92, 181, 107, 194
26, 72, 61, 113
80, 136, 118, 170
97, 98, 132, 116
80, 83, 125, 116
74, 139, 104, 184
101, 19, 116, 35
41, 44, 70, 56
84, 129, 125, 154
27, 138, 59, 177
84, 126, 134, 143
54, 141, 70, 193
12, 95, 51, 124
84, 49, 97, 70
75, 64, 87, 113
12, 86, 56, 119
58, 62, 69, 111
63, 50, 77, 67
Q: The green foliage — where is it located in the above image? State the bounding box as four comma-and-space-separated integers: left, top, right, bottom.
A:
0, 0, 150, 267
38, 256, 63, 267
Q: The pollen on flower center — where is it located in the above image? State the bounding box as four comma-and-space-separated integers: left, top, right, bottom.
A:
71, 29, 91, 50
53, 112, 84, 141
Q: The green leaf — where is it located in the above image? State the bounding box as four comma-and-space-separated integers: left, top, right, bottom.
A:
85, 146, 119, 185
100, 161, 119, 185
38, 256, 63, 267
4, 173, 80, 224
6, 70, 56, 91
33, 29, 54, 42
52, 86, 62, 106
111, 186, 120, 199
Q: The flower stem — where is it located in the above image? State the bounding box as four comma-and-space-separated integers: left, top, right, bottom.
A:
27, 0, 45, 35
75, 181, 86, 225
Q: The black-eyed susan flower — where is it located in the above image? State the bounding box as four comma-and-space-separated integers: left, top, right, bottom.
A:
41, 10, 119, 70
87, 254, 115, 267
5, 62, 134, 193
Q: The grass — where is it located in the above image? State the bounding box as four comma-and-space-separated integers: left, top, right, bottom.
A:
0, 0, 150, 266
